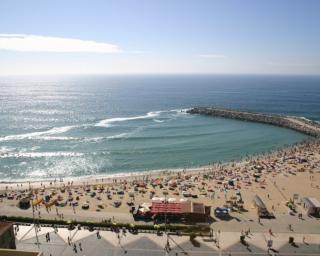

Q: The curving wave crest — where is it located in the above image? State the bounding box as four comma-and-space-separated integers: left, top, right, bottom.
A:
0, 125, 76, 142
95, 111, 161, 128
0, 109, 188, 142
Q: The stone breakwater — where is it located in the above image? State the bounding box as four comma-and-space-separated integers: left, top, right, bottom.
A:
187, 107, 320, 137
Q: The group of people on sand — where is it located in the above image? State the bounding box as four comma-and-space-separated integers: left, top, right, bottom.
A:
0, 140, 319, 226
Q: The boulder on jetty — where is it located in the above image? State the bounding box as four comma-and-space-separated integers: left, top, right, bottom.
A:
187, 107, 320, 137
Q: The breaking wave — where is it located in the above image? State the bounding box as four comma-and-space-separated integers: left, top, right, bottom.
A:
95, 111, 161, 128
0, 109, 189, 142
0, 151, 84, 158
107, 133, 130, 139
0, 125, 76, 142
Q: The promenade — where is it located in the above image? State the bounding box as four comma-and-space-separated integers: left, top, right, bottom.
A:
14, 224, 320, 256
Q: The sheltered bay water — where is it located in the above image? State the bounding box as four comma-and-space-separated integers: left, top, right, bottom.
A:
0, 75, 318, 181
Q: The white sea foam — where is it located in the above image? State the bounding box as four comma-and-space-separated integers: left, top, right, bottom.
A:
0, 151, 83, 158
0, 146, 15, 153
95, 111, 161, 128
153, 119, 164, 123
0, 125, 76, 142
37, 136, 76, 141
82, 137, 105, 142
0, 109, 189, 142
107, 133, 129, 139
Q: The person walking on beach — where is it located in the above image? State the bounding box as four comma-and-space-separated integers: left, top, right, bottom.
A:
269, 229, 273, 236
73, 243, 77, 253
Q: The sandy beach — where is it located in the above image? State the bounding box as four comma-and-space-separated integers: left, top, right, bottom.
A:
1, 138, 319, 233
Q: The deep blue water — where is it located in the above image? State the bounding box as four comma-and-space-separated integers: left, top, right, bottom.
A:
0, 75, 319, 181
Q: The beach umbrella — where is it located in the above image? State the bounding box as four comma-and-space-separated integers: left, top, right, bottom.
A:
139, 207, 149, 213
141, 202, 152, 208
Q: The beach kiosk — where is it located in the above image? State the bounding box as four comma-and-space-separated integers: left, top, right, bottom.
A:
151, 201, 210, 222
302, 197, 320, 216
252, 195, 269, 218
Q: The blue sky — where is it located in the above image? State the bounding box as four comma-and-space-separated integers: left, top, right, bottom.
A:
0, 0, 319, 75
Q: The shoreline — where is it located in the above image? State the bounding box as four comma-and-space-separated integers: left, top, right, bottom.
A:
0, 133, 319, 233
0, 108, 319, 233
0, 136, 316, 191
0, 116, 316, 188
1, 108, 318, 185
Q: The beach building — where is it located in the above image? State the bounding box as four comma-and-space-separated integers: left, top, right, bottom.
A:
302, 197, 320, 216
151, 201, 210, 222
0, 222, 15, 250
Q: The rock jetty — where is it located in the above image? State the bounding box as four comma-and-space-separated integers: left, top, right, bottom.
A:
187, 107, 320, 137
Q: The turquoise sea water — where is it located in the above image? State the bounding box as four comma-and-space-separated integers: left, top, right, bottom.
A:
0, 75, 319, 181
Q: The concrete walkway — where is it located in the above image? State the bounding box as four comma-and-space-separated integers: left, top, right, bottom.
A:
15, 224, 320, 256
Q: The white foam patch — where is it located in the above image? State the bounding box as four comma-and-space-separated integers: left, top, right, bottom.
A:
33, 136, 75, 141
153, 119, 164, 123
0, 109, 189, 143
107, 133, 129, 139
0, 125, 76, 142
0, 146, 15, 153
95, 111, 161, 128
0, 151, 83, 158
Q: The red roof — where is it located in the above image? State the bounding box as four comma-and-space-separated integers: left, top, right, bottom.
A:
151, 201, 207, 215
151, 202, 182, 214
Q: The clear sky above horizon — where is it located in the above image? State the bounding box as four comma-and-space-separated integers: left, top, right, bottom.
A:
0, 0, 319, 75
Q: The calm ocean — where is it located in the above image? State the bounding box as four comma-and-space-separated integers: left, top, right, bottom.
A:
0, 75, 319, 181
